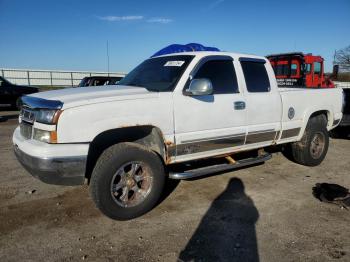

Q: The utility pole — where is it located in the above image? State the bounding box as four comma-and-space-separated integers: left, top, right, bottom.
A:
107, 40, 110, 76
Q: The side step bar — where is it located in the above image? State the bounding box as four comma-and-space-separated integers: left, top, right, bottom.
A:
169, 153, 272, 180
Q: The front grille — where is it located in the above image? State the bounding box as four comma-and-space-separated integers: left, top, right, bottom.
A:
20, 122, 33, 139
19, 107, 36, 140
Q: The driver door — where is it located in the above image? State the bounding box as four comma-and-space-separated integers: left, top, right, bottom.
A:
173, 56, 247, 162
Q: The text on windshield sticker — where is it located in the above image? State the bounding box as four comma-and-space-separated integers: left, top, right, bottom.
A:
164, 61, 185, 67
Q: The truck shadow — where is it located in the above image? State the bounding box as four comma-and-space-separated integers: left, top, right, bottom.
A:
179, 177, 260, 262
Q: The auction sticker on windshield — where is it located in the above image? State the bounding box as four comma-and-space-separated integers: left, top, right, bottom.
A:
164, 61, 185, 67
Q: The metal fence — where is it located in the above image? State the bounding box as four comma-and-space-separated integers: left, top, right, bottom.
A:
334, 81, 350, 89
0, 68, 126, 87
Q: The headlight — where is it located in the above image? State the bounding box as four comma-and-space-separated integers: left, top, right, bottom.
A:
33, 128, 57, 143
35, 109, 62, 124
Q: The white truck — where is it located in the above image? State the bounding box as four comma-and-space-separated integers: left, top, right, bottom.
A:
13, 51, 343, 220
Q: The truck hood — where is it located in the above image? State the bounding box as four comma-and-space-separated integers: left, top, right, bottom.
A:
29, 85, 159, 109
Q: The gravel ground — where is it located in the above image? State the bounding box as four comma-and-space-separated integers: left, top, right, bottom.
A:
0, 110, 349, 262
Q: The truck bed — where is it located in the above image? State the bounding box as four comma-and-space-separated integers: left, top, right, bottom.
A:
277, 87, 343, 139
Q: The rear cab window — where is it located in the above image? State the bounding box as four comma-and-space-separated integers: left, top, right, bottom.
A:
272, 63, 298, 77
240, 58, 271, 92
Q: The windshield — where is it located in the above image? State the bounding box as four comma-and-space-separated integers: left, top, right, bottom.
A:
117, 55, 194, 92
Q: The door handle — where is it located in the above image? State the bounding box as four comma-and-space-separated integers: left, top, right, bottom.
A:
234, 101, 246, 110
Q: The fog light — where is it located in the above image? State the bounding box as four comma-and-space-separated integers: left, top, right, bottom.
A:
33, 129, 57, 143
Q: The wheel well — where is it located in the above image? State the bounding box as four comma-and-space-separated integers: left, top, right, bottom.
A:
309, 110, 330, 127
85, 126, 166, 181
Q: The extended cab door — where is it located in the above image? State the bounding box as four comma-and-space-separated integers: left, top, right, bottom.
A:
173, 56, 247, 162
239, 58, 282, 146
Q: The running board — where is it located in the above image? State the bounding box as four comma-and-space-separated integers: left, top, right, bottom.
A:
169, 153, 272, 180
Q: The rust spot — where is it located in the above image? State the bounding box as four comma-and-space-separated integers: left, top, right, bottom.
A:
165, 140, 174, 146
164, 140, 176, 165
165, 155, 172, 165
213, 152, 237, 159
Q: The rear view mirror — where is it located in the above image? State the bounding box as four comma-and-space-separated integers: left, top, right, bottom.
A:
186, 78, 213, 96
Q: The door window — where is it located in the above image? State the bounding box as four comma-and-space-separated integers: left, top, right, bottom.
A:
241, 61, 270, 92
305, 64, 312, 74
194, 60, 239, 94
314, 62, 321, 75
291, 64, 298, 76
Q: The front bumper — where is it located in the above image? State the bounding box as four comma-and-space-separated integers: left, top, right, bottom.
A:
13, 127, 88, 186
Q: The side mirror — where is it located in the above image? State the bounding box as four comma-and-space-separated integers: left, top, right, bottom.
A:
186, 78, 213, 96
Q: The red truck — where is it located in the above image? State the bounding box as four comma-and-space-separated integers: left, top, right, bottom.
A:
266, 52, 335, 88
267, 52, 350, 136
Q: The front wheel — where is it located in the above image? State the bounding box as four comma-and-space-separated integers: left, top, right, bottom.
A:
90, 142, 165, 220
288, 115, 329, 166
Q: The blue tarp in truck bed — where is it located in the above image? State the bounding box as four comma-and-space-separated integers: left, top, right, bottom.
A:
151, 43, 220, 57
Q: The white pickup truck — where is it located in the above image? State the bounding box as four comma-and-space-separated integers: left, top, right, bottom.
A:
13, 51, 343, 220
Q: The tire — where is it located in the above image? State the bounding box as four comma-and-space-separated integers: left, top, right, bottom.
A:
289, 115, 329, 166
90, 142, 165, 220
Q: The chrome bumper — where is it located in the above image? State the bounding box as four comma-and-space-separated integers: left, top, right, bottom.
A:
14, 144, 87, 186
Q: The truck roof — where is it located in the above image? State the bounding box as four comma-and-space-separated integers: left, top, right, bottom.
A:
152, 51, 268, 62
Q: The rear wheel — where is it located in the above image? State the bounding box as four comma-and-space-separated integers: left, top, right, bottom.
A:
90, 142, 165, 220
289, 115, 329, 166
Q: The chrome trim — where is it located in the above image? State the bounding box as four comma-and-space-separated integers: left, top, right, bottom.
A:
247, 129, 275, 135
181, 133, 246, 144
20, 107, 36, 123
20, 122, 33, 140
246, 130, 277, 144
14, 145, 86, 185
171, 129, 279, 157
280, 128, 301, 139
174, 135, 245, 156
21, 96, 63, 110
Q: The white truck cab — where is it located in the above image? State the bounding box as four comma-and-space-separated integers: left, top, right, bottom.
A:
13, 50, 343, 220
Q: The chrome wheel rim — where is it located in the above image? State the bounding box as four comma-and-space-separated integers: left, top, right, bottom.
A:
110, 161, 153, 208
310, 132, 325, 159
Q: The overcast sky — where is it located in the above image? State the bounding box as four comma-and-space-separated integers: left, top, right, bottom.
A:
0, 0, 349, 72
